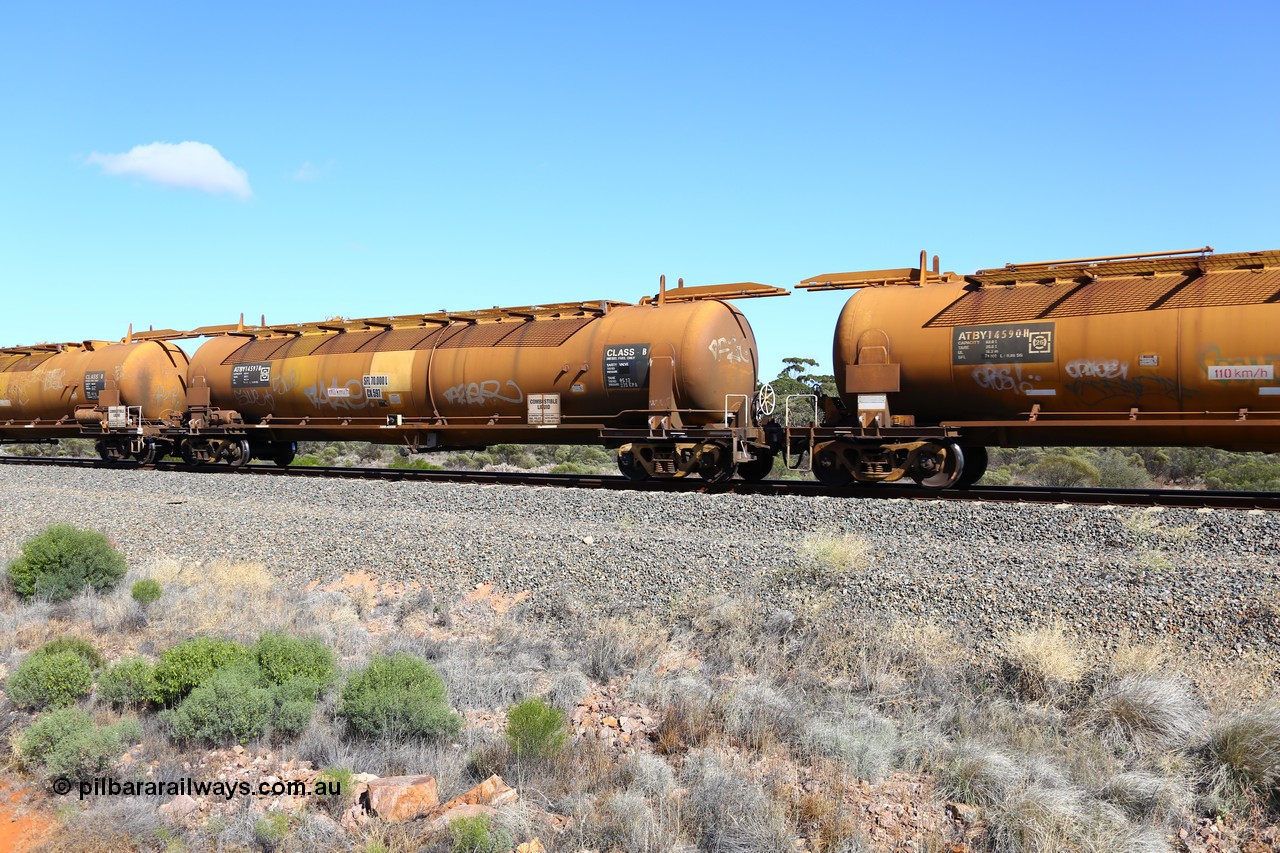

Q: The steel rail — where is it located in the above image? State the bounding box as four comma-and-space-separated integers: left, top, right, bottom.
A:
2, 454, 1278, 510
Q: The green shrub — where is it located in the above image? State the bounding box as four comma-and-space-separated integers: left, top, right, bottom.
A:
7, 650, 94, 709
338, 653, 462, 739
99, 657, 161, 707
252, 634, 337, 690
170, 664, 274, 744
17, 707, 141, 780
130, 578, 163, 607
450, 813, 511, 853
31, 636, 104, 669
315, 766, 354, 814
1205, 457, 1280, 491
505, 697, 568, 761
389, 456, 441, 470
154, 637, 250, 704
1027, 454, 1101, 488
272, 697, 315, 739
549, 461, 596, 475
6, 524, 127, 601
253, 812, 290, 852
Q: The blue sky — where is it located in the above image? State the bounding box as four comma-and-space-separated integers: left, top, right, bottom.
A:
2, 1, 1276, 380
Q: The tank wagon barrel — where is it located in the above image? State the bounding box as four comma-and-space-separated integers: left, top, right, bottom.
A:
33, 278, 783, 479
0, 337, 189, 462
792, 247, 1280, 488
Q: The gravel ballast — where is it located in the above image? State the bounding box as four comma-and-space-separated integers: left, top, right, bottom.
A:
1, 466, 1277, 659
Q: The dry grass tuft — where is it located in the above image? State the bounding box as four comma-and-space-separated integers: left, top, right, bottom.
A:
799, 708, 899, 783
654, 678, 718, 756
680, 750, 794, 852
1121, 508, 1200, 547
1002, 623, 1085, 700
793, 532, 870, 589
985, 784, 1168, 853
793, 775, 866, 852
147, 558, 298, 643
1199, 699, 1280, 816
1108, 641, 1172, 678
940, 743, 1027, 808
723, 679, 801, 751
583, 615, 666, 681
1092, 674, 1206, 753
1101, 770, 1194, 824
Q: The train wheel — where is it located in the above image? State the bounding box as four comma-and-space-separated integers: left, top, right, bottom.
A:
912, 442, 965, 489
179, 440, 199, 466
225, 439, 251, 469
956, 446, 988, 489
698, 444, 737, 484
134, 440, 156, 465
95, 440, 111, 461
271, 441, 297, 468
736, 451, 775, 482
812, 445, 854, 487
617, 450, 649, 481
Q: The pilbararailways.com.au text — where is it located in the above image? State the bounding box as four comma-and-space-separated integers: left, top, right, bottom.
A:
52, 776, 341, 801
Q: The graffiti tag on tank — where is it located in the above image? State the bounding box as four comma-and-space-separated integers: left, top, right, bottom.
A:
271, 368, 300, 394
153, 386, 183, 411
708, 336, 749, 364
1064, 375, 1182, 405
442, 379, 524, 406
304, 378, 370, 410
1065, 359, 1128, 380
971, 365, 1049, 396
41, 368, 66, 392
233, 387, 275, 408
1060, 357, 1180, 404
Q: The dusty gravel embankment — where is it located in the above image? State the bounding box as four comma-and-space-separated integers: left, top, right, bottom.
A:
0, 466, 1276, 666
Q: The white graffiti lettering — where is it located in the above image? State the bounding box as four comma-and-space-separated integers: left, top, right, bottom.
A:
708, 336, 749, 363
40, 368, 66, 392
1065, 359, 1128, 380
233, 387, 276, 408
971, 364, 1045, 395
442, 379, 524, 406
270, 368, 300, 394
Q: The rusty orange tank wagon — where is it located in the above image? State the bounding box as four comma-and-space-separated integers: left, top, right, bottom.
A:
168, 278, 785, 480
795, 248, 1280, 488
0, 338, 189, 460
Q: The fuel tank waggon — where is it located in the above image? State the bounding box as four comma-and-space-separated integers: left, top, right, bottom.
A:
0, 340, 189, 439
186, 297, 761, 448
828, 248, 1280, 451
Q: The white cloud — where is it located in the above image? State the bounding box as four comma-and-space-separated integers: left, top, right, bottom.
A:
87, 141, 252, 199
293, 159, 334, 181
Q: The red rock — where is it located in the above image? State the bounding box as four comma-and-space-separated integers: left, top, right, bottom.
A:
427, 803, 496, 831
437, 774, 518, 810
361, 775, 440, 821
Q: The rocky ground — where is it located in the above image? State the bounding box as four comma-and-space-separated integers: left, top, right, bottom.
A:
0, 466, 1276, 673
2, 465, 1280, 852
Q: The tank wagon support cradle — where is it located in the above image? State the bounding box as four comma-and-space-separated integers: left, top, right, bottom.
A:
793, 247, 1280, 489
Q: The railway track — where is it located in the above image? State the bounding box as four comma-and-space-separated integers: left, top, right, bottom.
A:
2, 454, 1278, 510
